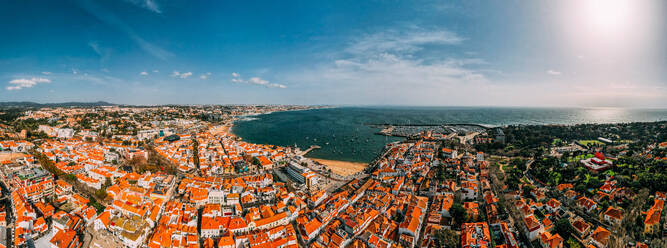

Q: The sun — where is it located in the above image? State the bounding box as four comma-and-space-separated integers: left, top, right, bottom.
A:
580, 0, 636, 38
559, 0, 658, 57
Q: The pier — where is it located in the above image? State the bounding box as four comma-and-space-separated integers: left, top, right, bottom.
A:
298, 145, 321, 156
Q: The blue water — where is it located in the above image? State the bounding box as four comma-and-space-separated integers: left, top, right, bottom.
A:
232, 106, 667, 162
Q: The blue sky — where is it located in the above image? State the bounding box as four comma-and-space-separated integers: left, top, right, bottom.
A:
1, 0, 665, 107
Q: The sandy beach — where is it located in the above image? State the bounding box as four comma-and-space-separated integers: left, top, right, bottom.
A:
210, 125, 231, 136
311, 158, 367, 176
0, 152, 27, 162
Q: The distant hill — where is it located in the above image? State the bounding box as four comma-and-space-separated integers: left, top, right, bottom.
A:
0, 101, 117, 108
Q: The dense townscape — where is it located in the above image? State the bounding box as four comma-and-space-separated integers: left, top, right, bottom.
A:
0, 104, 665, 248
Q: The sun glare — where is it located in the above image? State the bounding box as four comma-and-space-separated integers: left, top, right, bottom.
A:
582, 0, 634, 36
559, 0, 659, 64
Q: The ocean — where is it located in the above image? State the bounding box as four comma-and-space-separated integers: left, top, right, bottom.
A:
232, 106, 667, 163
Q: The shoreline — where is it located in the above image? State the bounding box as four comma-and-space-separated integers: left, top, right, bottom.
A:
236, 106, 336, 119
230, 106, 335, 138
309, 158, 367, 177
228, 119, 371, 177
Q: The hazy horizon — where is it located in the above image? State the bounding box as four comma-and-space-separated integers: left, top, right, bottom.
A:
2, 0, 665, 108
5, 100, 667, 111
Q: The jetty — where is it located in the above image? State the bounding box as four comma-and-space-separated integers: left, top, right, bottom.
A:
298, 145, 321, 156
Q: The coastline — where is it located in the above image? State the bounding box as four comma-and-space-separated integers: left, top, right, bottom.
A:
229, 118, 370, 177
309, 158, 367, 177
237, 106, 336, 118
229, 107, 667, 166
230, 106, 335, 137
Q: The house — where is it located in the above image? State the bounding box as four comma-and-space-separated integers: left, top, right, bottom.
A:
301, 218, 322, 242
644, 198, 663, 234
540, 231, 563, 248
580, 152, 612, 172
94, 211, 111, 231
460, 181, 478, 200
461, 222, 490, 248
441, 148, 457, 159
556, 184, 573, 192
590, 226, 611, 248
497, 222, 519, 248
217, 232, 235, 248
571, 218, 591, 240
256, 156, 273, 169
545, 199, 561, 213
564, 190, 578, 201
201, 216, 230, 238
524, 215, 543, 241
577, 197, 597, 213
49, 229, 81, 248
601, 207, 623, 226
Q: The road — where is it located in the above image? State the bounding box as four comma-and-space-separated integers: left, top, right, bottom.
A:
458, 132, 480, 144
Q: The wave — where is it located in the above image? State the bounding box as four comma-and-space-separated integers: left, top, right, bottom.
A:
237, 117, 259, 122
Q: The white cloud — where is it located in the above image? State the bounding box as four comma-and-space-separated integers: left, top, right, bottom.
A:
140, 71, 148, 76
124, 0, 162, 13
286, 27, 487, 104
88, 41, 111, 63
345, 27, 463, 56
547, 70, 562, 75
41, 71, 51, 75
79, 0, 173, 60
89, 41, 101, 54
231, 73, 286, 88
72, 69, 78, 75
153, 70, 159, 73
200, 72, 211, 80
180, 72, 192, 79
170, 71, 192, 79
6, 77, 51, 90
143, 0, 161, 13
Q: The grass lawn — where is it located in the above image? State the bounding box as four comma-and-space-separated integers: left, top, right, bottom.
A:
578, 140, 604, 146
568, 154, 594, 162
520, 177, 531, 184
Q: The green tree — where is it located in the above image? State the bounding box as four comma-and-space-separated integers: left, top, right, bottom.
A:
95, 188, 108, 200
64, 174, 77, 182
450, 203, 466, 227
566, 238, 582, 248
434, 229, 459, 248
555, 219, 574, 239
